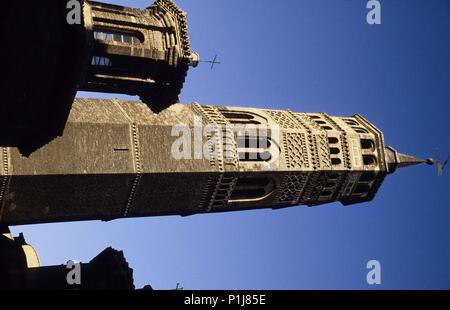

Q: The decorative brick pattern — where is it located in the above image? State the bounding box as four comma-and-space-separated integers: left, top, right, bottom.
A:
276, 173, 308, 204
283, 133, 310, 169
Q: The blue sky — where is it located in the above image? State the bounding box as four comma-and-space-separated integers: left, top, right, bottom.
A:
12, 0, 450, 289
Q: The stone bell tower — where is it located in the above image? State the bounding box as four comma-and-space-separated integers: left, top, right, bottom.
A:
0, 99, 432, 226
81, 0, 199, 111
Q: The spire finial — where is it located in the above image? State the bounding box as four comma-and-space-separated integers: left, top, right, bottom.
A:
384, 146, 433, 174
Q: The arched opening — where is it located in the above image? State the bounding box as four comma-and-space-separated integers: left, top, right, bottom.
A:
329, 147, 340, 155
230, 177, 275, 201
354, 127, 369, 134
322, 126, 333, 131
331, 158, 341, 165
361, 139, 375, 150
345, 119, 359, 126
94, 28, 143, 44
237, 136, 271, 149
237, 136, 273, 162
363, 155, 377, 166
328, 137, 339, 144
221, 111, 266, 125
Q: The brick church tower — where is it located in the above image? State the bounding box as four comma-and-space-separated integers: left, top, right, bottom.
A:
80, 0, 199, 110
0, 99, 433, 225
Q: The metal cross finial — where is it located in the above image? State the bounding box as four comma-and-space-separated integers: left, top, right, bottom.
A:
200, 54, 221, 70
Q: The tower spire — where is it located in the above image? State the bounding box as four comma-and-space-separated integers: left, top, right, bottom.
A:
384, 146, 434, 173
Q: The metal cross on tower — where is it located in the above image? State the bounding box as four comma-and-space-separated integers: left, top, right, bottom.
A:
199, 54, 221, 70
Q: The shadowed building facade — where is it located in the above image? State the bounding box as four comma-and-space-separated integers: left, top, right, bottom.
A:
0, 227, 135, 289
0, 99, 432, 226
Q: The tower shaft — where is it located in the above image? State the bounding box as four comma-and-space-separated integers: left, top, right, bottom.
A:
0, 99, 396, 226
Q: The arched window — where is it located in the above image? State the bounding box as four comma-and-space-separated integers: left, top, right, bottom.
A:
344, 119, 359, 126
361, 139, 375, 150
237, 136, 272, 162
229, 177, 275, 201
222, 110, 277, 163
322, 126, 333, 131
94, 29, 143, 44
353, 127, 369, 134
221, 111, 266, 125
328, 137, 339, 144
237, 136, 272, 148
363, 155, 377, 166
329, 147, 340, 155
331, 158, 341, 165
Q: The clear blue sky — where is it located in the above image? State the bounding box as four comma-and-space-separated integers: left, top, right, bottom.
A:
12, 0, 450, 289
